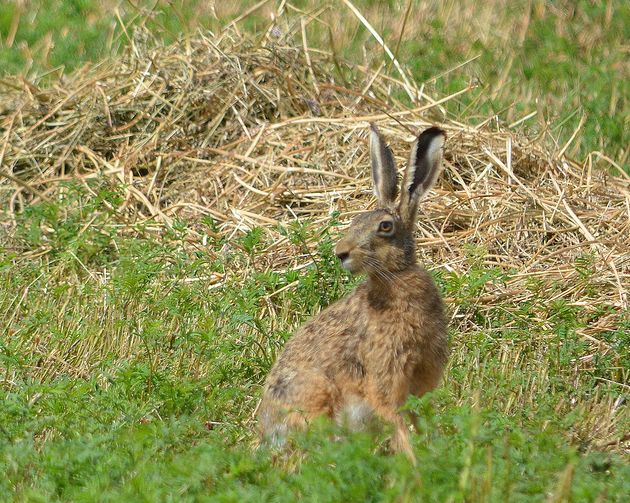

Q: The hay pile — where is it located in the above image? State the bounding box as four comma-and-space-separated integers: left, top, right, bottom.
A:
1, 26, 628, 348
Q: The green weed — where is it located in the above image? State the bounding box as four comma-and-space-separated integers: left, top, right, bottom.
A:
1, 181, 628, 500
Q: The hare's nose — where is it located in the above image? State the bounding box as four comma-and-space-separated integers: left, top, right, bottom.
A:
336, 251, 350, 262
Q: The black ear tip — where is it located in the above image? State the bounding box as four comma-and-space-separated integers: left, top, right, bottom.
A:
419, 126, 446, 141
369, 122, 380, 134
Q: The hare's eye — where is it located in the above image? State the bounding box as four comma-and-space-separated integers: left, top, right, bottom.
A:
378, 221, 393, 233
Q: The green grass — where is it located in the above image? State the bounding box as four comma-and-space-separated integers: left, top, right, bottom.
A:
1, 180, 628, 501
0, 1, 214, 75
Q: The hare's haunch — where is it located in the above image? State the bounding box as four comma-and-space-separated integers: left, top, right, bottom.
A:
258, 124, 449, 464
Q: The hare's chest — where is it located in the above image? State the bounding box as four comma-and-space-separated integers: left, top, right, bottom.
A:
359, 305, 420, 369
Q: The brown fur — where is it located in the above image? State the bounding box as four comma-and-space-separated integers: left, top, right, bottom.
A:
257, 125, 448, 464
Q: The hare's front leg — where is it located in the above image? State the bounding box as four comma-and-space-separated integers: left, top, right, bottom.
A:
406, 364, 445, 433
365, 379, 416, 465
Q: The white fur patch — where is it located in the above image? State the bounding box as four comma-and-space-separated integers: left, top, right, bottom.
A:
406, 130, 445, 196
259, 409, 288, 448
336, 399, 374, 432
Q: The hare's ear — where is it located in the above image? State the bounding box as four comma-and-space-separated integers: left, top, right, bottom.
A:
398, 127, 445, 224
369, 123, 398, 207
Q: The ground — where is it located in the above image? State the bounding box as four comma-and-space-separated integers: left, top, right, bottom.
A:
0, 1, 628, 501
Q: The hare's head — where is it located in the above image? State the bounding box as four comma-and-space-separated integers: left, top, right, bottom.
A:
335, 124, 445, 276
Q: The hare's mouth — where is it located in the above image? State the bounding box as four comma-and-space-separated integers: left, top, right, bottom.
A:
340, 256, 355, 272
339, 254, 361, 274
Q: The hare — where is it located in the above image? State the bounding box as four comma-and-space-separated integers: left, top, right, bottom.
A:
257, 124, 448, 464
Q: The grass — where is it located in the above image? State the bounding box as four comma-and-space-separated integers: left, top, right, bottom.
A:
1, 179, 628, 500
0, 0, 628, 167
1, 1, 629, 501
0, 1, 214, 74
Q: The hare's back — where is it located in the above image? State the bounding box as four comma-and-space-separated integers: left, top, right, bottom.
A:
274, 287, 367, 366
263, 289, 367, 398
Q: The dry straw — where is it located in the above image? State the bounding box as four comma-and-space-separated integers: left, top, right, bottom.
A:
0, 9, 628, 449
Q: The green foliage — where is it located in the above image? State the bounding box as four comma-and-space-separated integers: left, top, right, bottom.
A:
0, 0, 216, 77
1, 2, 628, 499
1, 181, 628, 500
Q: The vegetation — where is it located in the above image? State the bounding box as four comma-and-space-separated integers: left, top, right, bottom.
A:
1, 181, 627, 500
0, 1, 628, 501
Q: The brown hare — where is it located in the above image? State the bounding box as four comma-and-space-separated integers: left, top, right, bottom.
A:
257, 124, 449, 464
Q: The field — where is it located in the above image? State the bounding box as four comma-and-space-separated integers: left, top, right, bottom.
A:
1, 1, 629, 501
